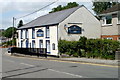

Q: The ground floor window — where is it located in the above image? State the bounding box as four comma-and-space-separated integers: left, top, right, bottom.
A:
46, 40, 50, 53
21, 41, 23, 48
104, 37, 113, 40
26, 40, 29, 48
52, 43, 55, 50
39, 40, 43, 48
32, 40, 35, 48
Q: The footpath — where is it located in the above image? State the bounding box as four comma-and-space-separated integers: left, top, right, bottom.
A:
8, 53, 119, 66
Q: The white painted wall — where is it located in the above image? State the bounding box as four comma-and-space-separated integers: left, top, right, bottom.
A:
49, 26, 58, 56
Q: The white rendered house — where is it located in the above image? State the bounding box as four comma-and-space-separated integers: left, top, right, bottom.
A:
16, 5, 101, 56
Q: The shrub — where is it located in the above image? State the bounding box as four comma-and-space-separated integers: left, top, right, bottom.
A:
58, 37, 120, 60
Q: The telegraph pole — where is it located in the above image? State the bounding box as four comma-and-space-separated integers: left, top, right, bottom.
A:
12, 17, 15, 46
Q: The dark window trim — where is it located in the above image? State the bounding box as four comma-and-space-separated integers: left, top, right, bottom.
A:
21, 30, 23, 39
32, 28, 35, 39
46, 26, 50, 38
32, 40, 35, 48
39, 40, 43, 48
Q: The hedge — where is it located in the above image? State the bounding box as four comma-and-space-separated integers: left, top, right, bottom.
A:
58, 37, 120, 60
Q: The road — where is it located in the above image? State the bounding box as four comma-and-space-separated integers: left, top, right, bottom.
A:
1, 48, 119, 79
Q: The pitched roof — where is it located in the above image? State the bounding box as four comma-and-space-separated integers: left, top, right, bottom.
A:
101, 3, 120, 14
18, 6, 83, 29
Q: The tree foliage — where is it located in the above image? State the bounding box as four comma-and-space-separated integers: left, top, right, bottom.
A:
2, 27, 16, 38
92, 1, 119, 15
17, 20, 23, 28
49, 2, 79, 13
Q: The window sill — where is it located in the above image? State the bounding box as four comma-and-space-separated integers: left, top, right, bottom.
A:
46, 37, 50, 38
102, 24, 112, 27
117, 23, 120, 25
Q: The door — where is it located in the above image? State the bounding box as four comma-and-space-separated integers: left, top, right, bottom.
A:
46, 40, 50, 53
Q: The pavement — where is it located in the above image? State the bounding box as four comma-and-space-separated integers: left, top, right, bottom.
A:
9, 52, 119, 67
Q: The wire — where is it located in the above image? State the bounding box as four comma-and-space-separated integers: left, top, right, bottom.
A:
16, 0, 59, 19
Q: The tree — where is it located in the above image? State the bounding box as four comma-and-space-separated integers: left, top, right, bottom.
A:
92, 1, 119, 15
17, 20, 23, 28
49, 2, 79, 13
2, 27, 16, 38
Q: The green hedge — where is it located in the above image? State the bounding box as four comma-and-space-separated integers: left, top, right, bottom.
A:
58, 37, 120, 60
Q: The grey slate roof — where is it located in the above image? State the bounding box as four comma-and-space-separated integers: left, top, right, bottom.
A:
18, 6, 83, 29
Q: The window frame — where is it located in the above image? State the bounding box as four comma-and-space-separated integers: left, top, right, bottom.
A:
37, 29, 44, 37
32, 28, 35, 39
52, 43, 55, 50
46, 26, 50, 38
21, 30, 23, 39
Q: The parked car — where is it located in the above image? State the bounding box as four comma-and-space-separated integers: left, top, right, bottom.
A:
8, 47, 16, 53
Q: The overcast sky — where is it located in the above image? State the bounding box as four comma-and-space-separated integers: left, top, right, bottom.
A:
0, 0, 94, 29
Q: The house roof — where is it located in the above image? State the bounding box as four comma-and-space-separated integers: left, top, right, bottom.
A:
18, 5, 83, 29
100, 3, 120, 14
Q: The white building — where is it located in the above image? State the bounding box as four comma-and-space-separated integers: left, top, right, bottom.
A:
16, 5, 101, 56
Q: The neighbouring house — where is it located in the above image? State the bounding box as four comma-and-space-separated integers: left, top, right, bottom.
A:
16, 5, 101, 56
99, 3, 120, 41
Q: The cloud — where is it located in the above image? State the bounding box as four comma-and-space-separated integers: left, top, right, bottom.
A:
0, 0, 93, 29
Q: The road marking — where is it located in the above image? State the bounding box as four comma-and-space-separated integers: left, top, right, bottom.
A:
20, 63, 34, 67
9, 55, 119, 68
6, 60, 14, 63
48, 69, 83, 78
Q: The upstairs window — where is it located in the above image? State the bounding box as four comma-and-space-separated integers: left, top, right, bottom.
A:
106, 15, 112, 24
46, 26, 50, 38
26, 29, 28, 39
68, 25, 81, 34
21, 30, 23, 39
32, 28, 35, 39
102, 15, 112, 25
37, 29, 44, 37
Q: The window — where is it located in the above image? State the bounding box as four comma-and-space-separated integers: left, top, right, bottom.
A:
37, 29, 44, 37
21, 30, 23, 39
21, 41, 23, 48
46, 26, 50, 38
39, 40, 43, 48
106, 15, 112, 24
32, 28, 35, 39
68, 25, 81, 34
102, 15, 112, 24
26, 40, 29, 48
32, 40, 35, 48
104, 37, 113, 40
52, 43, 55, 50
26, 29, 28, 39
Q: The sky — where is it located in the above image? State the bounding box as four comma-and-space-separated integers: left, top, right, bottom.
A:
0, 0, 94, 29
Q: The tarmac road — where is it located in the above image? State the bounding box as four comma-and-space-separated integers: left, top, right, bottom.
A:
1, 48, 119, 79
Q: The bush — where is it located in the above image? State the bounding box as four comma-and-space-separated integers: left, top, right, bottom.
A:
58, 37, 120, 60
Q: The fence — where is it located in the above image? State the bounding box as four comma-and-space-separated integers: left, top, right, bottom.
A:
10, 47, 47, 58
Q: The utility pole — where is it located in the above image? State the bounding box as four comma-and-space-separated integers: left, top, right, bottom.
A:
12, 17, 15, 46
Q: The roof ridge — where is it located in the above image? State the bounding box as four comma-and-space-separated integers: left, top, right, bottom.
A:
18, 5, 83, 29
20, 6, 82, 28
